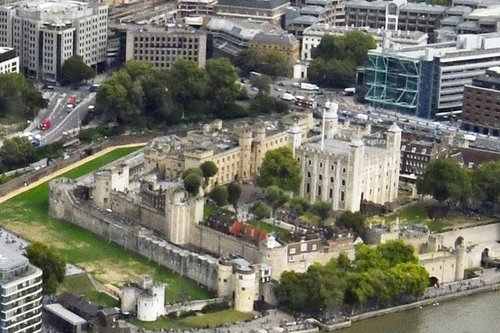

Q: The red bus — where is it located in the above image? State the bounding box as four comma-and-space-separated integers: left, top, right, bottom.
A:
39, 118, 51, 131
68, 95, 76, 105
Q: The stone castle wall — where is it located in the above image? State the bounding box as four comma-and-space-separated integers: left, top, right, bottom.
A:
190, 224, 263, 263
49, 179, 219, 290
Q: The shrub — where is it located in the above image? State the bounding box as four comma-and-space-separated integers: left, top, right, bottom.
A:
200, 301, 230, 314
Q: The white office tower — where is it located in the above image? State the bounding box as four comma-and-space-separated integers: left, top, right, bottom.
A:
0, 0, 108, 82
0, 244, 43, 333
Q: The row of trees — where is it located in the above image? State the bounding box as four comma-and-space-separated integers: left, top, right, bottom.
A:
308, 31, 377, 88
0, 73, 47, 122
95, 59, 288, 127
26, 242, 66, 294
417, 159, 500, 208
275, 240, 429, 314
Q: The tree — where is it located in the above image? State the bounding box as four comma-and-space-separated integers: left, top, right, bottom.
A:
200, 161, 218, 182
0, 73, 47, 121
249, 201, 272, 220
205, 58, 242, 119
257, 147, 302, 192
308, 31, 376, 88
227, 182, 242, 211
417, 159, 472, 206
425, 0, 451, 5
61, 55, 95, 86
312, 201, 332, 222
25, 242, 66, 294
377, 239, 418, 267
263, 49, 292, 77
209, 185, 229, 207
289, 196, 310, 216
250, 75, 272, 94
266, 185, 291, 213
184, 173, 202, 196
0, 137, 37, 168
336, 211, 366, 237
233, 47, 292, 77
167, 59, 208, 118
474, 160, 500, 204
183, 167, 203, 179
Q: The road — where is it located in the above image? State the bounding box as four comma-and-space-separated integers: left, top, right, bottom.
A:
271, 81, 500, 152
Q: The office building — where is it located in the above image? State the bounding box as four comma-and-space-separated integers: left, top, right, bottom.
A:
0, 244, 43, 333
214, 0, 290, 25
203, 17, 285, 57
461, 67, 500, 136
345, 0, 446, 37
0, 0, 108, 82
364, 33, 500, 119
0, 46, 18, 73
125, 25, 207, 70
249, 32, 299, 62
177, 0, 218, 17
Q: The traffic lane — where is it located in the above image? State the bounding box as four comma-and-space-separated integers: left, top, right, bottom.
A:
42, 94, 95, 144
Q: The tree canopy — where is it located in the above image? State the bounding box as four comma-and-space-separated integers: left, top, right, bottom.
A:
335, 211, 366, 238
25, 242, 66, 294
0, 137, 37, 168
308, 31, 377, 88
227, 182, 242, 210
200, 161, 219, 181
250, 201, 272, 220
257, 147, 302, 192
275, 240, 428, 314
209, 185, 229, 207
0, 73, 47, 122
61, 55, 95, 86
233, 47, 292, 77
473, 160, 500, 204
417, 159, 472, 206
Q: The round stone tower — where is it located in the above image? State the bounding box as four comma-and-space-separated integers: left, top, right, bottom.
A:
217, 259, 234, 298
234, 266, 256, 313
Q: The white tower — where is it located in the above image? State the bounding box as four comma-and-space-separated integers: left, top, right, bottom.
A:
324, 100, 339, 139
287, 123, 302, 157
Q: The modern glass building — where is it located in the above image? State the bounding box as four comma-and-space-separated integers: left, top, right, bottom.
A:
364, 33, 500, 119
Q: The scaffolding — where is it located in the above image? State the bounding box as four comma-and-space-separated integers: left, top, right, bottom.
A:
364, 51, 420, 115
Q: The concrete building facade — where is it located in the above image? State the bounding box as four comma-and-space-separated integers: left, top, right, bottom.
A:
0, 244, 43, 333
249, 32, 299, 62
296, 102, 401, 212
461, 66, 500, 136
125, 25, 207, 69
0, 46, 18, 73
214, 0, 290, 25
177, 0, 218, 17
0, 0, 108, 82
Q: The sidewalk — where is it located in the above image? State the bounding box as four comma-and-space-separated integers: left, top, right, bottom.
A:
0, 143, 146, 205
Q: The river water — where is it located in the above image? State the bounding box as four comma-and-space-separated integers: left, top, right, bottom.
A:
330, 291, 500, 333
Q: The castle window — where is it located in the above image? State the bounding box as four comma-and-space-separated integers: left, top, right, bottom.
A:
318, 186, 321, 196
289, 248, 296, 254
319, 175, 322, 180
343, 168, 346, 173
341, 191, 345, 201
242, 287, 246, 291
320, 162, 323, 168
307, 172, 311, 178
329, 189, 333, 198
342, 180, 345, 186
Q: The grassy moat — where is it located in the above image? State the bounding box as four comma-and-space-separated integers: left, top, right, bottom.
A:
0, 147, 213, 304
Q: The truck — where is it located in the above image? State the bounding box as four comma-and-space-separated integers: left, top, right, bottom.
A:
300, 82, 319, 91
355, 113, 368, 121
294, 96, 317, 109
463, 134, 477, 142
343, 87, 356, 96
281, 93, 295, 101
38, 118, 51, 131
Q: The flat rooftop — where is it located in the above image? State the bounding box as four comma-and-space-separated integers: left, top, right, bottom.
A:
44, 304, 87, 325
0, 243, 29, 273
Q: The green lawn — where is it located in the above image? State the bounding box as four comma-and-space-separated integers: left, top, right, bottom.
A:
59, 274, 119, 308
248, 219, 290, 240
204, 201, 217, 219
0, 147, 213, 302
134, 309, 254, 330
180, 309, 255, 328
